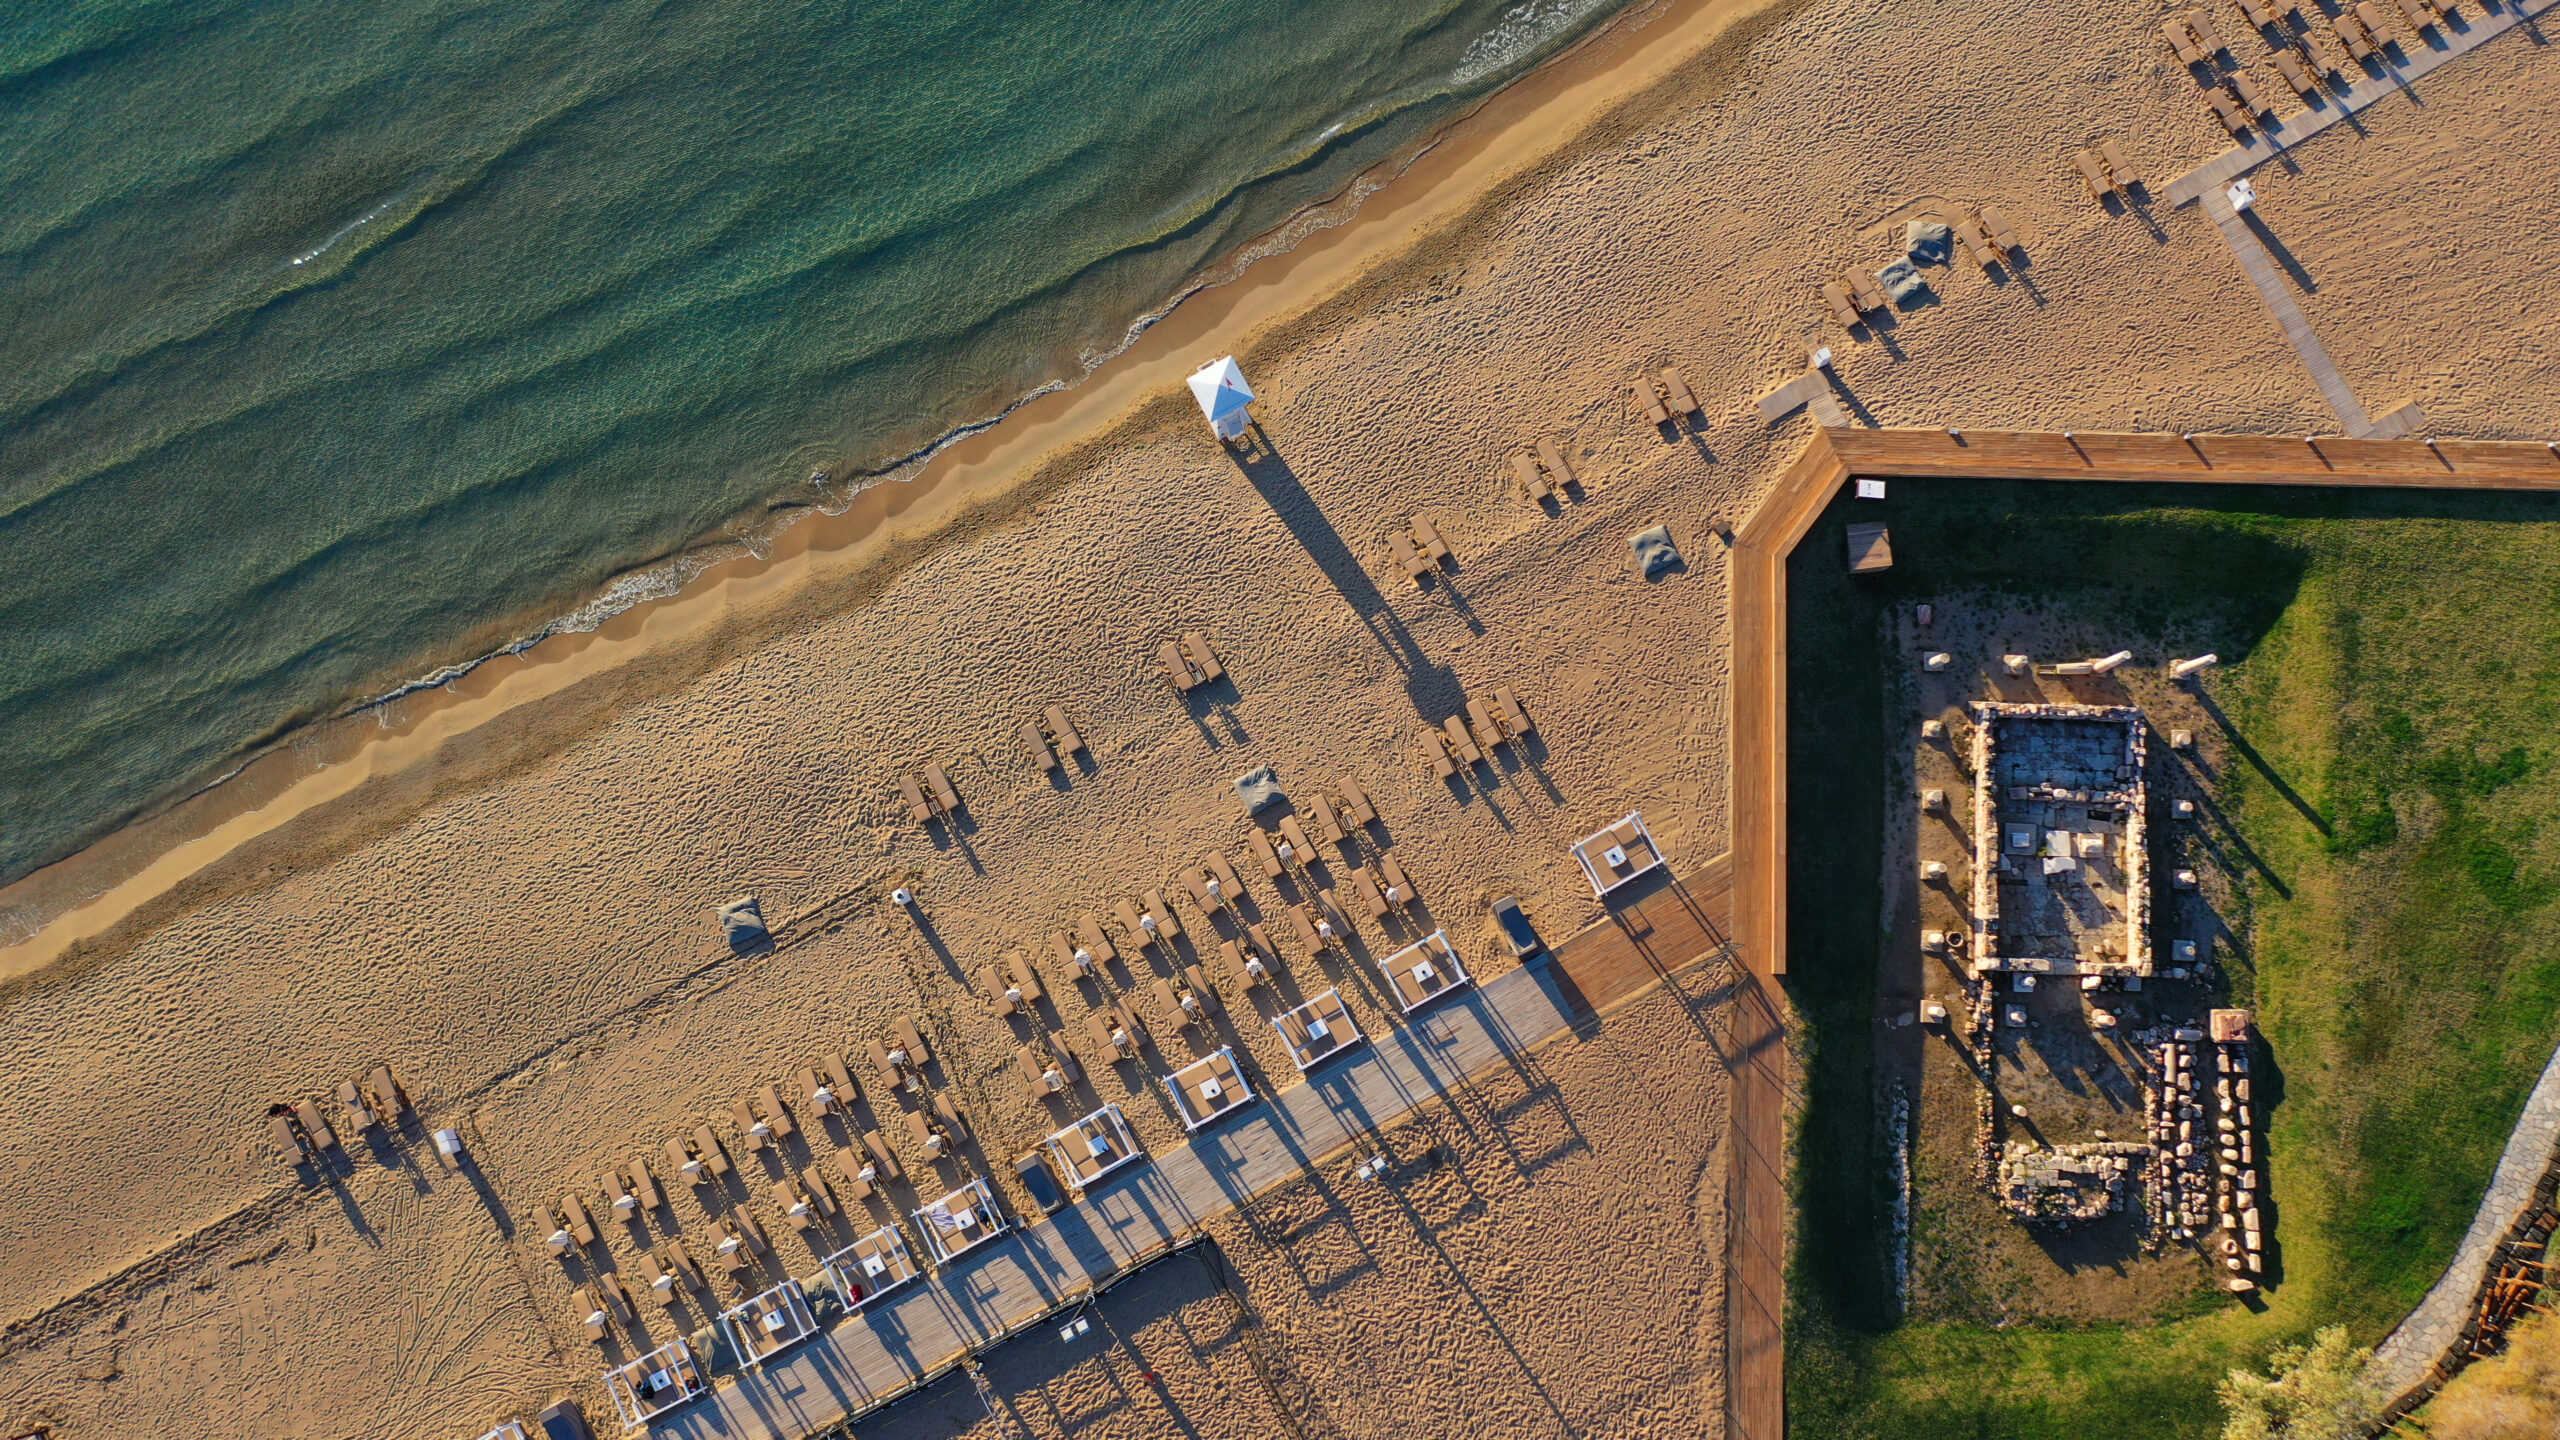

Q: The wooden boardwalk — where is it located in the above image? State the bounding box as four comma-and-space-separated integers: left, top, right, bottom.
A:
1545, 854, 1733, 1016
2199, 183, 2380, 436
655, 954, 1596, 1438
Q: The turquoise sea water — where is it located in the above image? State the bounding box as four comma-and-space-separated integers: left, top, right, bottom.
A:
0, 0, 1628, 884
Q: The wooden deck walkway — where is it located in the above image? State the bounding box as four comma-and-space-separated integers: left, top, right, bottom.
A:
1545, 854, 1733, 1016
654, 953, 1597, 1438
2200, 181, 2380, 436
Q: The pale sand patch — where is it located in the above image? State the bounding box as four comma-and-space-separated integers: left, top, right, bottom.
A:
5, 0, 2559, 1434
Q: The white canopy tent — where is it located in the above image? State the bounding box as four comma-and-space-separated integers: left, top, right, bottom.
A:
1186, 356, 1256, 441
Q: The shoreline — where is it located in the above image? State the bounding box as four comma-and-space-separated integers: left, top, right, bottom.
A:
0, 0, 1783, 985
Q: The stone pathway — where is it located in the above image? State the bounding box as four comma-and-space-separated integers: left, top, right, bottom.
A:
2370, 1034, 2560, 1402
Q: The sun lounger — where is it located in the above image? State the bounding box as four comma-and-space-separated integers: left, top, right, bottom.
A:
861, 1129, 902, 1179
1820, 280, 1860, 328
1087, 1008, 1136, 1059
1309, 792, 1347, 843
1443, 716, 1483, 766
270, 1112, 310, 1163
668, 1239, 709, 1290
293, 1099, 339, 1152
1075, 914, 1117, 965
638, 1250, 678, 1303
866, 1039, 903, 1091
2068, 148, 2109, 198
906, 1110, 945, 1159
563, 1193, 599, 1247
899, 774, 934, 824
1336, 777, 1376, 826
1043, 1033, 1082, 1084
1181, 633, 1223, 683
1379, 852, 1416, 907
629, 1158, 663, 1211
832, 1146, 876, 1201
602, 1168, 637, 1217
1289, 902, 1327, 952
2237, 0, 2275, 26
922, 764, 960, 814
931, 1092, 970, 1140
665, 1136, 701, 1183
1246, 827, 1284, 877
2335, 13, 2376, 60
1206, 851, 1245, 900
1115, 898, 1155, 948
1248, 921, 1278, 959
537, 1203, 572, 1255
806, 1168, 838, 1215
2205, 89, 2249, 134
1633, 380, 1670, 426
730, 1099, 768, 1150
1005, 952, 1043, 1002
692, 1125, 732, 1177
1150, 977, 1192, 1030
775, 1179, 819, 1232
1142, 889, 1182, 940
1051, 931, 1092, 981
2228, 70, 2270, 117
1952, 212, 1998, 267
1979, 205, 2020, 254
598, 1271, 633, 1318
367, 1065, 409, 1119
2353, 0, 2394, 39
2272, 47, 2317, 96
757, 1084, 795, 1139
894, 1016, 931, 1068
1019, 720, 1057, 772
2162, 15, 2205, 62
1354, 867, 1391, 920
1493, 686, 1534, 737
1277, 814, 1313, 861
2302, 26, 2348, 73
703, 1220, 747, 1274
1658, 367, 1700, 419
1423, 725, 1458, 778
1534, 437, 1578, 488
1183, 865, 1221, 912
1514, 451, 1555, 502
1219, 939, 1265, 990
575, 1285, 609, 1341
1846, 267, 1888, 313
1466, 697, 1505, 752
737, 1209, 769, 1256
2186, 7, 2227, 51
335, 1080, 375, 1138
979, 964, 1022, 1016
1160, 639, 1197, 690
1388, 530, 1432, 579
825, 1052, 860, 1106
2098, 140, 2136, 190
1044, 704, 1084, 756
1182, 965, 1222, 1013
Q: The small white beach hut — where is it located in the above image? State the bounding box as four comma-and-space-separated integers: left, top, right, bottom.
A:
1186, 356, 1256, 442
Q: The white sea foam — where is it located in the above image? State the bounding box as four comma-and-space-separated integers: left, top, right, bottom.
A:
283, 188, 411, 270
1452, 0, 1614, 86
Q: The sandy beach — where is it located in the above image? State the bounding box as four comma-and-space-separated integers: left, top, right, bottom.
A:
5, 0, 2559, 1431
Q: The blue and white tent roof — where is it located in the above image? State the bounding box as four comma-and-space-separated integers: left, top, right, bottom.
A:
1186, 356, 1255, 426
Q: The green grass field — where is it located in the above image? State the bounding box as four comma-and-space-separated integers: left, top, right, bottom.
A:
1780, 479, 2560, 1438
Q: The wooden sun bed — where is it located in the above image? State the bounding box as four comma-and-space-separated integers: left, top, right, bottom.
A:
2272, 47, 2317, 97
1219, 938, 1268, 990
1087, 1008, 1137, 1059
1492, 686, 1533, 736
602, 1168, 636, 1218
922, 764, 960, 814
1160, 639, 1197, 690
1423, 725, 1458, 778
293, 1099, 338, 1153
1276, 814, 1313, 861
1410, 515, 1451, 563
1328, 777, 1371, 828
1515, 451, 1556, 502
2205, 88, 2249, 135
2162, 15, 2205, 62
866, 1039, 903, 1091
2186, 7, 2226, 51
1114, 898, 1154, 948
1821, 280, 1860, 328
1442, 716, 1483, 766
598, 1270, 633, 1318
1246, 826, 1284, 877
1465, 697, 1505, 753
1019, 720, 1057, 772
562, 1193, 599, 1247
636, 1250, 678, 1304
2335, 11, 2376, 59
1183, 865, 1222, 912
2302, 26, 2348, 74
1288, 902, 1326, 953
1952, 212, 1998, 268
1846, 267, 1888, 313
730, 1099, 768, 1150
1076, 914, 1118, 965
1633, 379, 1671, 426
2098, 139, 2136, 190
979, 964, 1023, 1016
1152, 977, 1198, 1030
1379, 852, 1416, 907
906, 1110, 946, 1158
1534, 437, 1578, 489
1206, 850, 1244, 899
1979, 205, 2020, 254
334, 1080, 375, 1138
269, 1112, 310, 1164
1048, 930, 1081, 982
1181, 964, 1223, 1014
1388, 530, 1433, 580
2228, 69, 2270, 117
1659, 367, 1700, 418
575, 1285, 609, 1341
757, 1084, 795, 1139
1353, 867, 1391, 920
2073, 149, 2110, 201
831, 1145, 875, 1201
366, 1065, 409, 1120
898, 774, 934, 824
691, 1125, 732, 1177
1142, 889, 1183, 941
862, 1129, 902, 1179
930, 1091, 971, 1141
825, 1051, 860, 1106
627, 1158, 662, 1211
894, 1016, 932, 1067
2237, 0, 2276, 25
1309, 791, 1347, 843
1044, 704, 1084, 756
1181, 632, 1223, 683
2353, 0, 2394, 40
1005, 952, 1043, 1001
